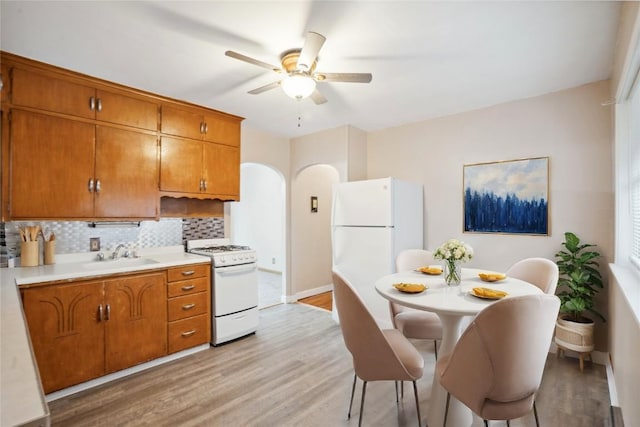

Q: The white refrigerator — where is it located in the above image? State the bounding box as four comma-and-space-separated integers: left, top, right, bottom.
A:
331, 177, 424, 328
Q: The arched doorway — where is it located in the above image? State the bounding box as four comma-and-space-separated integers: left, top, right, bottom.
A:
290, 164, 339, 299
230, 163, 285, 308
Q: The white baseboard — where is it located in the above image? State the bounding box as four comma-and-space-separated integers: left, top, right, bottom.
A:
45, 344, 210, 401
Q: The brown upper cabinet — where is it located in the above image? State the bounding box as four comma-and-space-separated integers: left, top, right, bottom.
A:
10, 67, 158, 131
159, 103, 241, 201
9, 110, 158, 219
161, 104, 240, 147
160, 137, 240, 200
0, 52, 243, 220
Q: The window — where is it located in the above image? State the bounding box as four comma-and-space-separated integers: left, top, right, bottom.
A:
632, 84, 640, 268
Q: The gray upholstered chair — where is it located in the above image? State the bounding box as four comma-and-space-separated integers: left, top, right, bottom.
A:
332, 270, 424, 427
391, 249, 443, 358
505, 257, 559, 294
437, 294, 560, 427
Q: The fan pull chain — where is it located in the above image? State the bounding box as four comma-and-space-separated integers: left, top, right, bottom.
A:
297, 99, 302, 128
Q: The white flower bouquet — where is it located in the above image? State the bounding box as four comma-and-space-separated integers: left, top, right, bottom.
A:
433, 239, 474, 285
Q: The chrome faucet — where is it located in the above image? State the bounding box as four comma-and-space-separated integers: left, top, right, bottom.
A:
111, 244, 129, 260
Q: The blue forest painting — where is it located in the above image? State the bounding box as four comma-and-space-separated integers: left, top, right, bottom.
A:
463, 157, 549, 235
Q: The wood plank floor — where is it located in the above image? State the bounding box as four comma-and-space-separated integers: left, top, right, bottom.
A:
48, 303, 611, 427
298, 291, 333, 311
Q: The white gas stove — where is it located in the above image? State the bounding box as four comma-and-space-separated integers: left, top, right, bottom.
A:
186, 238, 258, 345
187, 238, 257, 267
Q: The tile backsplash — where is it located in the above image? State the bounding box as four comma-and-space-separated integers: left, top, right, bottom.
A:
0, 217, 224, 267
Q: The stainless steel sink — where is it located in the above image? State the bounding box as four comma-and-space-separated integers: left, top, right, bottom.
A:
82, 257, 158, 270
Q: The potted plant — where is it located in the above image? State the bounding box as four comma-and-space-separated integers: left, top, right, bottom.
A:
554, 231, 605, 371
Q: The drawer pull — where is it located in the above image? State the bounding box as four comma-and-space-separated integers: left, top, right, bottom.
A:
181, 330, 196, 337
182, 303, 196, 310
181, 285, 195, 291
181, 270, 195, 276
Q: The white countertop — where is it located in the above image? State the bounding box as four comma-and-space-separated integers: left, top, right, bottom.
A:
0, 246, 210, 427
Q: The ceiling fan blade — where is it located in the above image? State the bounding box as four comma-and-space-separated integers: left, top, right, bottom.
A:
225, 51, 281, 72
297, 31, 326, 71
248, 81, 281, 95
310, 88, 327, 105
318, 72, 372, 83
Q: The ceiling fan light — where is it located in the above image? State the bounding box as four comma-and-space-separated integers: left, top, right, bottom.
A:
281, 74, 316, 100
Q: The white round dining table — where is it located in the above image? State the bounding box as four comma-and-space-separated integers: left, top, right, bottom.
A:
375, 267, 543, 427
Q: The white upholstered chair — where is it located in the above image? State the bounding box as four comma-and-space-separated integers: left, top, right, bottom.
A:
437, 294, 560, 427
391, 249, 443, 358
332, 270, 424, 427
505, 257, 559, 295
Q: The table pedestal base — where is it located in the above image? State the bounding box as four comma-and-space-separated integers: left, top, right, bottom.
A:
426, 313, 472, 427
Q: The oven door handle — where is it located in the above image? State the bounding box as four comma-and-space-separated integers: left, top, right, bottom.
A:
216, 263, 257, 275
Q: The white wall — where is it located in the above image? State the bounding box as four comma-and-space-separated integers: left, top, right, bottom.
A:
230, 163, 284, 272
368, 81, 614, 349
236, 126, 291, 287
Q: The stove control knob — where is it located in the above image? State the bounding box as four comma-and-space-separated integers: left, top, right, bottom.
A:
218, 257, 226, 264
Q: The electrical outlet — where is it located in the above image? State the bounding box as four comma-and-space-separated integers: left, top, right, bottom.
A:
272, 257, 276, 264
90, 237, 101, 251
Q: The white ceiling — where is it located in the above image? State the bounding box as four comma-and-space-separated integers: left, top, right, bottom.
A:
0, 1, 622, 138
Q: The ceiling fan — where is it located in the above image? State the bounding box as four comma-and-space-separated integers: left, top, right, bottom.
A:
225, 31, 372, 105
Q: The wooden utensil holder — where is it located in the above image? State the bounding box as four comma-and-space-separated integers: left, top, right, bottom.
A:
21, 241, 39, 267
44, 241, 56, 265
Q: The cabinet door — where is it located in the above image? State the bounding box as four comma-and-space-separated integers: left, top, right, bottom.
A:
202, 114, 240, 147
160, 136, 203, 193
22, 281, 105, 393
10, 110, 95, 218
104, 273, 167, 373
161, 105, 203, 140
11, 67, 96, 119
203, 143, 240, 199
96, 89, 158, 131
94, 126, 158, 218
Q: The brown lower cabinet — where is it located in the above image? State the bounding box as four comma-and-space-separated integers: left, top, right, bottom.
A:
166, 264, 211, 354
22, 272, 167, 393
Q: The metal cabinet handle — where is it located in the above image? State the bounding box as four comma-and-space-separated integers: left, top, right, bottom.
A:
199, 122, 205, 134
181, 330, 196, 337
95, 179, 101, 193
98, 304, 103, 321
89, 96, 96, 111
96, 98, 103, 112
202, 180, 207, 191
203, 122, 208, 134
181, 285, 195, 291
181, 270, 195, 276
182, 303, 195, 310
105, 303, 111, 320
88, 178, 94, 192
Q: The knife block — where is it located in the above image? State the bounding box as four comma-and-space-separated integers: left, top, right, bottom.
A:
21, 241, 39, 267
44, 241, 56, 265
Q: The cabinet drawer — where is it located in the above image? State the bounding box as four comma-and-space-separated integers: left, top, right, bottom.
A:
167, 263, 209, 282
168, 314, 210, 353
168, 276, 209, 298
168, 292, 208, 321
